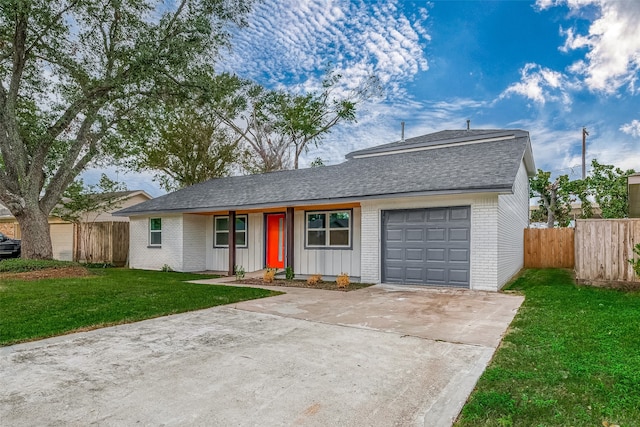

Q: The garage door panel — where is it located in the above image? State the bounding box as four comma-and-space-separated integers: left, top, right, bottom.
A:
386, 248, 403, 260
405, 228, 424, 241
426, 228, 445, 241
385, 266, 404, 281
50, 223, 74, 261
382, 207, 470, 288
427, 209, 446, 221
406, 210, 426, 223
426, 268, 445, 283
386, 211, 406, 224
426, 248, 445, 261
449, 248, 469, 262
449, 228, 469, 241
405, 248, 424, 261
450, 207, 470, 221
386, 229, 403, 241
449, 269, 469, 284
405, 267, 424, 281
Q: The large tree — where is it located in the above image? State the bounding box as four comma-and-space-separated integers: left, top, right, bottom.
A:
218, 70, 381, 173
133, 101, 240, 191
587, 159, 635, 218
271, 71, 381, 169
0, 0, 253, 258
529, 169, 574, 228
530, 159, 635, 227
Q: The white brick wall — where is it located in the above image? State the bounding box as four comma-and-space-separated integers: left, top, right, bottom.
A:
182, 214, 207, 272
360, 203, 381, 283
360, 194, 501, 291
470, 197, 499, 291
497, 161, 530, 287
129, 215, 184, 271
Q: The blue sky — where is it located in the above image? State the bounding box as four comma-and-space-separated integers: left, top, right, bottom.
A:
101, 0, 640, 196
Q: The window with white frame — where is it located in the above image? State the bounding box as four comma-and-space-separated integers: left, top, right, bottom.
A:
149, 218, 162, 246
214, 215, 248, 248
306, 210, 351, 248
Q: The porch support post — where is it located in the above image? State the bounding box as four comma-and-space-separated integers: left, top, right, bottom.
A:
228, 210, 236, 276
286, 207, 294, 270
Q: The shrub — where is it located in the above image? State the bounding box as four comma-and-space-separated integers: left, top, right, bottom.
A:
263, 267, 277, 283
336, 272, 350, 289
0, 259, 77, 273
161, 264, 173, 272
307, 274, 322, 286
234, 265, 245, 280
285, 266, 295, 280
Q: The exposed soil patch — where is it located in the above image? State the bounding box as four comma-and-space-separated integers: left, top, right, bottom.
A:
0, 266, 91, 281
233, 277, 374, 292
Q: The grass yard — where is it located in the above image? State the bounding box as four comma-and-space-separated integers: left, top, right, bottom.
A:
0, 267, 280, 346
456, 269, 640, 427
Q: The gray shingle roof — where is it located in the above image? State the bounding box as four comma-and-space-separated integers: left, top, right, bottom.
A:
116, 129, 534, 216
346, 129, 528, 158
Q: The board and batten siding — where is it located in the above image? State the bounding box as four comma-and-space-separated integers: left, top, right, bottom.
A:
360, 194, 501, 291
497, 160, 530, 288
206, 213, 264, 272
294, 207, 361, 278
129, 215, 184, 271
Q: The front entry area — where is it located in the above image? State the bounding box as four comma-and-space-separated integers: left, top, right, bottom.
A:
265, 213, 285, 269
382, 206, 471, 287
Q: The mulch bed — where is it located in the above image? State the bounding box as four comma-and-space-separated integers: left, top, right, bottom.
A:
233, 277, 374, 292
0, 266, 91, 281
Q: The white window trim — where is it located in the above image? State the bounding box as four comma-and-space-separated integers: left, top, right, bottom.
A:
305, 210, 352, 249
214, 214, 248, 248
149, 218, 162, 247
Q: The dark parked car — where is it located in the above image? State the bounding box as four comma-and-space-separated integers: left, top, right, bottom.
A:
0, 232, 21, 259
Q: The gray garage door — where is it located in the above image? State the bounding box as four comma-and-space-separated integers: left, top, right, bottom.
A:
382, 206, 470, 287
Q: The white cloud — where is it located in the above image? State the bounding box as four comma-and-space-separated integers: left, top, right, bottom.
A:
297, 97, 490, 168
620, 120, 640, 138
538, 0, 640, 94
222, 0, 429, 99
499, 63, 576, 105
510, 116, 640, 177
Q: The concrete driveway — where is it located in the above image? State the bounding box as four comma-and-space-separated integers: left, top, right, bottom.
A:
0, 283, 523, 426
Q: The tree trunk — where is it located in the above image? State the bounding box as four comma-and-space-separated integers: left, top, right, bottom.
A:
14, 206, 53, 259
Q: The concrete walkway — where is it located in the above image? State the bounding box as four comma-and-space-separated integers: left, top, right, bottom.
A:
0, 282, 523, 426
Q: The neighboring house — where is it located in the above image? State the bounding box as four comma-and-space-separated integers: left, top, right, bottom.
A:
0, 190, 152, 261
0, 204, 18, 239
116, 129, 536, 291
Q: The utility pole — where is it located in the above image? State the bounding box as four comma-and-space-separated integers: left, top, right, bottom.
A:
582, 127, 589, 179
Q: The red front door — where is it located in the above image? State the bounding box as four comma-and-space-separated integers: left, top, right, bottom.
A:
266, 214, 285, 269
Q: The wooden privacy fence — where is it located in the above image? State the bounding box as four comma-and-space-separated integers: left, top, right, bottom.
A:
75, 221, 129, 266
524, 228, 575, 268
575, 219, 640, 283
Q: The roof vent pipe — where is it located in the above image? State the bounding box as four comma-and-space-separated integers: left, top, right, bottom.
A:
466, 119, 470, 130
401, 121, 405, 142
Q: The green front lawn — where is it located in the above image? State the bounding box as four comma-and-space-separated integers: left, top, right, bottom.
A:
0, 268, 280, 346
456, 269, 640, 427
